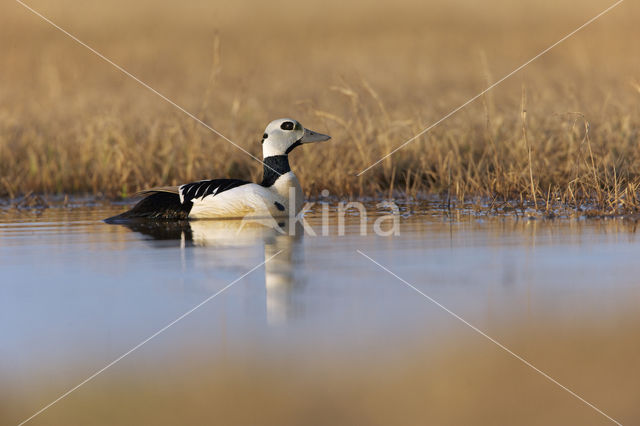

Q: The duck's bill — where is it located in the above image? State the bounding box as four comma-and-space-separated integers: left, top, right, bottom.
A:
301, 128, 331, 143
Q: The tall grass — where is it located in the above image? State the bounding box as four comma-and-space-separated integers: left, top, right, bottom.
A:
1, 0, 638, 213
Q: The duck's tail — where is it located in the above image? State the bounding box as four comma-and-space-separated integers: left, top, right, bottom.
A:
105, 188, 192, 222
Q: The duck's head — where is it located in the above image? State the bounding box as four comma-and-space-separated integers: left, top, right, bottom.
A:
262, 118, 331, 158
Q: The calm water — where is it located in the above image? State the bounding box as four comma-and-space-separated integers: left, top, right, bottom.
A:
1, 204, 639, 425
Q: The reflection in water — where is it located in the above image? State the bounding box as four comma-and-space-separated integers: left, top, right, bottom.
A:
111, 218, 303, 325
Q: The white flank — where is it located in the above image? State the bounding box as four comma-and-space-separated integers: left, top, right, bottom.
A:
189, 184, 287, 219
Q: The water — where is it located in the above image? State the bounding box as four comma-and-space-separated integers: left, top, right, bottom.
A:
1, 204, 639, 425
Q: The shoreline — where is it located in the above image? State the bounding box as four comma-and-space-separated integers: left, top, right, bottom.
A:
2, 192, 639, 221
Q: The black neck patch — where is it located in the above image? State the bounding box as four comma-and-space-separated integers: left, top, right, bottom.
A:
261, 155, 291, 187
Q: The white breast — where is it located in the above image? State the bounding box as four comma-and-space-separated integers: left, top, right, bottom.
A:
270, 171, 304, 214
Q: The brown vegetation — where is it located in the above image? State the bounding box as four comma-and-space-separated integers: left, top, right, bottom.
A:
1, 0, 638, 213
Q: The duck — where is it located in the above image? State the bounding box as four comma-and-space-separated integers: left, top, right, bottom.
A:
106, 118, 331, 221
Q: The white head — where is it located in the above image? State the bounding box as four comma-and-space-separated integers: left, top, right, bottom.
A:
261, 118, 331, 158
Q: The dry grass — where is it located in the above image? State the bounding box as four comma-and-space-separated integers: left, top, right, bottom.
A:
1, 0, 639, 213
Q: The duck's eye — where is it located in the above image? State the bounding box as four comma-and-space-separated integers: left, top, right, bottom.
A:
263, 133, 268, 139
280, 121, 294, 131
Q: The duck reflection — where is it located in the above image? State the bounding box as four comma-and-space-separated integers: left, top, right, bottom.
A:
110, 218, 303, 325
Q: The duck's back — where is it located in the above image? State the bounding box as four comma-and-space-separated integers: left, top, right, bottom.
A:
105, 176, 300, 221
105, 178, 250, 221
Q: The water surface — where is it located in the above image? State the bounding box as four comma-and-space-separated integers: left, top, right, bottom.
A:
1, 205, 639, 425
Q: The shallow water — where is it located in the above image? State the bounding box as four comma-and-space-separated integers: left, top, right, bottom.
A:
1, 204, 639, 425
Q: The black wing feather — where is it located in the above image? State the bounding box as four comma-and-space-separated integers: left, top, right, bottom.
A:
105, 192, 192, 222
180, 178, 249, 203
